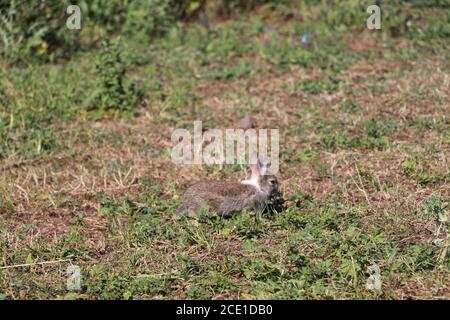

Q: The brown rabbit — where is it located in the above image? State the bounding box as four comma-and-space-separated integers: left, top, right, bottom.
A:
177, 155, 279, 219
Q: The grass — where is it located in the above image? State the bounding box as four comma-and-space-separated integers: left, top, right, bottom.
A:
0, 1, 449, 299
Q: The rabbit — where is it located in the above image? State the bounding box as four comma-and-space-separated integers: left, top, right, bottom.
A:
177, 155, 279, 219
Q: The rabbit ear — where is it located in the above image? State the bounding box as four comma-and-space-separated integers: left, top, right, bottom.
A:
257, 155, 268, 176
249, 154, 268, 177
249, 153, 259, 177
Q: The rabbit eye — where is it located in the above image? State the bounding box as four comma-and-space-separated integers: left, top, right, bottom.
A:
269, 179, 276, 185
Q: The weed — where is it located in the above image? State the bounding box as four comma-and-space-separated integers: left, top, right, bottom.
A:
94, 41, 142, 113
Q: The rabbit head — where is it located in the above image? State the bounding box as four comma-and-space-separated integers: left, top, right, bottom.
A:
242, 155, 279, 197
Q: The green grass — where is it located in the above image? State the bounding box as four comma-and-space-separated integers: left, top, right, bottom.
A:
2, 192, 447, 299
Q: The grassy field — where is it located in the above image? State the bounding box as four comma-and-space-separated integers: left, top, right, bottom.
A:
0, 1, 449, 299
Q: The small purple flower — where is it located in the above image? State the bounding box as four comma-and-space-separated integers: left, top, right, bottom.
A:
311, 32, 318, 39
135, 80, 142, 89
159, 75, 166, 83
291, 37, 302, 46
300, 33, 310, 49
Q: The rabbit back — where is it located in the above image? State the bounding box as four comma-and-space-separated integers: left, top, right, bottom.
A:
179, 181, 267, 218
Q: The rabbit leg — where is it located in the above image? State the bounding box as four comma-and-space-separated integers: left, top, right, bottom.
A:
176, 197, 211, 219
218, 197, 250, 217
